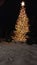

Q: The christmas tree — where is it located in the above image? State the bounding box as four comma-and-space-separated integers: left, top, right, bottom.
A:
12, 1, 29, 42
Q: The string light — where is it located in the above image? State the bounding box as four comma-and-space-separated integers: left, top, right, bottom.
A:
12, 1, 29, 42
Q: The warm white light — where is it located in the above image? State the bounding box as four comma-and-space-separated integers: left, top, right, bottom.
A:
21, 1, 25, 6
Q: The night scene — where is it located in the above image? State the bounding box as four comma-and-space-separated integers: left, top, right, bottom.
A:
0, 0, 37, 65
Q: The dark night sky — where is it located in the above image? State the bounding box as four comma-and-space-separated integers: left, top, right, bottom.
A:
0, 0, 37, 38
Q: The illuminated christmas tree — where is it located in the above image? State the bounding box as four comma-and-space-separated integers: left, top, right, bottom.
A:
12, 1, 29, 42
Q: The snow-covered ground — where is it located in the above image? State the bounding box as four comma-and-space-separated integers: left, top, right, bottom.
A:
0, 42, 37, 65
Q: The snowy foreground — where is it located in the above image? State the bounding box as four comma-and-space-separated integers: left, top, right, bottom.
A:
0, 42, 37, 65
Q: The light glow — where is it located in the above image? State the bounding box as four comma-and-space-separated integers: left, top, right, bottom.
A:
12, 5, 29, 42
21, 1, 25, 6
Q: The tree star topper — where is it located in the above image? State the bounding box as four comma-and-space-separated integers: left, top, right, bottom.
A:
21, 1, 25, 7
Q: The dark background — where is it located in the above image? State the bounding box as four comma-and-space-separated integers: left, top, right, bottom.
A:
0, 0, 37, 42
0, 0, 21, 38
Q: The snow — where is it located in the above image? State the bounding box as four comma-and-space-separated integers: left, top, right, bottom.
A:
0, 42, 37, 65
